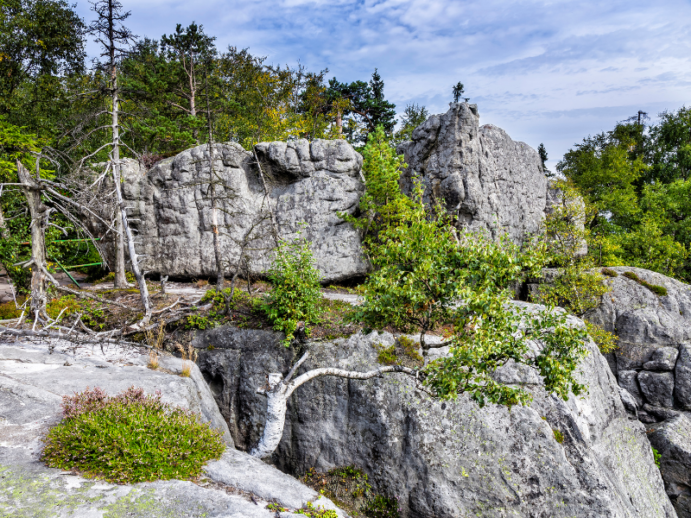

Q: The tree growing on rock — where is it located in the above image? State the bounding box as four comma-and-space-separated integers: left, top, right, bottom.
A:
250, 135, 590, 460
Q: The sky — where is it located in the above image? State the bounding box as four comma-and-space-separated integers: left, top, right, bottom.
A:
74, 0, 691, 170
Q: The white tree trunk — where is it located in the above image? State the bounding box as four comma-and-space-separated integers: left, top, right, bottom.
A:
111, 75, 128, 289
250, 354, 420, 459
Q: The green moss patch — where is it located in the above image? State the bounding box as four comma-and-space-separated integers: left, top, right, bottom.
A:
622, 271, 668, 296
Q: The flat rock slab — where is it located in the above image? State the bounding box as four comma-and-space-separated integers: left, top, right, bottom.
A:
0, 339, 346, 517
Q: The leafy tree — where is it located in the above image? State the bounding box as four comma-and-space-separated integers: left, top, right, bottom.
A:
326, 69, 396, 145
0, 0, 86, 120
452, 81, 465, 103
159, 22, 217, 144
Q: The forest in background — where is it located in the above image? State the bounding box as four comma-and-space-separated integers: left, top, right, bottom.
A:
1, 0, 691, 288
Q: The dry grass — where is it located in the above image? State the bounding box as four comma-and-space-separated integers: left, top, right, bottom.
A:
176, 342, 198, 378
147, 351, 159, 370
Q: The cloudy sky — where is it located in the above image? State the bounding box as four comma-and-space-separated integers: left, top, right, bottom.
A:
75, 0, 691, 169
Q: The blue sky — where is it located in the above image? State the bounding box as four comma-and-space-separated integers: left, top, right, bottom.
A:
75, 0, 691, 169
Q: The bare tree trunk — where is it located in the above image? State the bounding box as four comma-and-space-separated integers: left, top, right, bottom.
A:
251, 352, 420, 458
0, 204, 9, 241
111, 69, 128, 289
16, 161, 49, 322
110, 68, 151, 322
336, 108, 343, 137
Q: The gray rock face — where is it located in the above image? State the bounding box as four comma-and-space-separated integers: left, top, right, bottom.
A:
0, 340, 346, 517
648, 414, 691, 517
397, 102, 551, 244
639, 371, 675, 408
119, 139, 367, 283
194, 317, 674, 517
676, 344, 691, 410
645, 347, 680, 371
586, 266, 691, 421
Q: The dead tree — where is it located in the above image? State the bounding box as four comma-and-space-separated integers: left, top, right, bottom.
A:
251, 351, 422, 459
16, 161, 50, 321
88, 0, 151, 321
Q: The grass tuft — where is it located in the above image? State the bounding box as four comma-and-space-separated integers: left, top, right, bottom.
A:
601, 268, 619, 278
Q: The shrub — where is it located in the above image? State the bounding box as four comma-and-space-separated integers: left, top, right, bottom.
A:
623, 271, 668, 296
42, 386, 225, 484
362, 495, 401, 518
0, 301, 22, 320
601, 268, 619, 277
262, 230, 322, 347
585, 322, 618, 354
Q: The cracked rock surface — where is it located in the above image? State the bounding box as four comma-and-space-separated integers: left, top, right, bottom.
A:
194, 303, 673, 517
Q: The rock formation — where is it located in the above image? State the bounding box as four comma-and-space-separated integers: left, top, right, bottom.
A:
585, 266, 691, 423
119, 139, 367, 283
397, 102, 554, 244
649, 414, 691, 517
112, 103, 561, 283
193, 310, 674, 518
0, 339, 346, 517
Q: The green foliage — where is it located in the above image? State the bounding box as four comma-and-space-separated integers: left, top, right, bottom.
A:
553, 429, 564, 444
376, 336, 424, 367
622, 271, 668, 296
361, 495, 401, 518
452, 81, 465, 103
296, 501, 338, 518
652, 447, 662, 469
392, 103, 428, 144
340, 126, 415, 244
41, 386, 225, 484
262, 230, 322, 346
0, 301, 22, 319
585, 322, 618, 354
601, 268, 618, 277
326, 69, 397, 145
184, 314, 212, 330
559, 108, 691, 280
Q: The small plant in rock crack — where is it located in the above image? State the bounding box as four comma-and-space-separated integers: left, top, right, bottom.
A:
362, 494, 401, 518
42, 386, 225, 484
177, 342, 198, 377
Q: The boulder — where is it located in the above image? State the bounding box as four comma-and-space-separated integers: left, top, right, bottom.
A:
397, 102, 552, 244
645, 347, 680, 371
586, 266, 691, 373
618, 369, 645, 407
648, 414, 691, 517
676, 344, 691, 410
118, 140, 367, 283
639, 371, 675, 408
0, 339, 346, 517
193, 309, 674, 517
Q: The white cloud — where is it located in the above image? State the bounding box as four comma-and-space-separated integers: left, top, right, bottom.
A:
74, 0, 691, 166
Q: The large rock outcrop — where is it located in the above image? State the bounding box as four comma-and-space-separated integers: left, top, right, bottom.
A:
585, 266, 691, 423
119, 139, 367, 283
0, 340, 346, 517
193, 309, 674, 518
110, 104, 560, 283
397, 102, 553, 244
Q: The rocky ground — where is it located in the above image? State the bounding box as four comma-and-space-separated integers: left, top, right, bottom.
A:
0, 339, 346, 517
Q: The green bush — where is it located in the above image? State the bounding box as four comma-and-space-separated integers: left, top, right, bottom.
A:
585, 322, 618, 354
362, 495, 401, 518
652, 447, 662, 469
42, 387, 225, 484
262, 230, 322, 347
